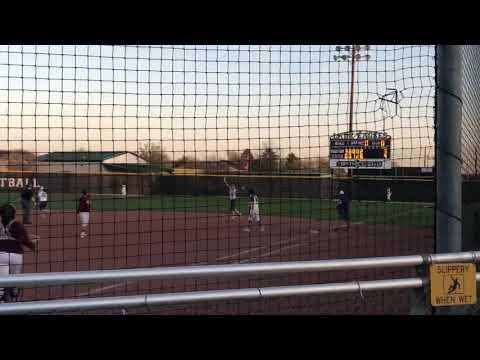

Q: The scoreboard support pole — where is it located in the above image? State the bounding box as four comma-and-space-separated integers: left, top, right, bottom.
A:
348, 169, 353, 202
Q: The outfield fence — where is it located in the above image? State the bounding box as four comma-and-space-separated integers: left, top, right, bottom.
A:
0, 171, 435, 202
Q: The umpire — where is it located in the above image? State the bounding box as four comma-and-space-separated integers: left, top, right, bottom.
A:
20, 185, 34, 225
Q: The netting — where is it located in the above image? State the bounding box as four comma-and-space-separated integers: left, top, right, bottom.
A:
0, 45, 436, 314
461, 46, 480, 179
460, 45, 480, 253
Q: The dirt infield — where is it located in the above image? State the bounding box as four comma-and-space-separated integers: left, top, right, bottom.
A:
18, 209, 434, 314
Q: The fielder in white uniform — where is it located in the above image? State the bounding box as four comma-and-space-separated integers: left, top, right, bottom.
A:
244, 189, 264, 232
38, 187, 48, 218
224, 177, 242, 219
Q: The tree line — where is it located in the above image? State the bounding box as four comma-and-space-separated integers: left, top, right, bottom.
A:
0, 145, 332, 174
137, 141, 331, 173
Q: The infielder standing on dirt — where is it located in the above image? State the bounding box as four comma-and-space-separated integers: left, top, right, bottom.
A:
244, 188, 264, 232
0, 204, 37, 302
20, 184, 34, 225
224, 177, 242, 219
336, 189, 350, 231
77, 190, 91, 239
38, 186, 48, 217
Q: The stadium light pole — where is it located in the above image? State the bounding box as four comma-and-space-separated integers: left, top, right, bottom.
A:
334, 45, 371, 182
334, 45, 371, 134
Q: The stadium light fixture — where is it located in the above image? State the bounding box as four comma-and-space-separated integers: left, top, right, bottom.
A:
334, 45, 372, 180
333, 45, 372, 133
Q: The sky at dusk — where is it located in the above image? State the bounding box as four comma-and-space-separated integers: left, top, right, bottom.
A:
0, 45, 435, 166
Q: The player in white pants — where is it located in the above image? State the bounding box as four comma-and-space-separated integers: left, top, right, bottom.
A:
77, 190, 91, 238
38, 186, 48, 218
243, 189, 264, 232
0, 252, 23, 302
0, 204, 37, 302
224, 177, 242, 219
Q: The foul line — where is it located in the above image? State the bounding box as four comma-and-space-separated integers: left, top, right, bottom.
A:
215, 247, 264, 261
257, 243, 303, 258
215, 237, 296, 262
78, 281, 135, 297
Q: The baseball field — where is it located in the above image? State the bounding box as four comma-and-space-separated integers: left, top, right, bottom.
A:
5, 191, 434, 314
0, 192, 434, 227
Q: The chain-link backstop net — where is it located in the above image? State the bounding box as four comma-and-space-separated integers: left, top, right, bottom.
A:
461, 45, 480, 252
0, 45, 436, 314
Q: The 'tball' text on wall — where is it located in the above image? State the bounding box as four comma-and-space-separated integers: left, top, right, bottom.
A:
0, 178, 38, 188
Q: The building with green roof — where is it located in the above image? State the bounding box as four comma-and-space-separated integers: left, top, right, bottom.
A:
35, 151, 173, 174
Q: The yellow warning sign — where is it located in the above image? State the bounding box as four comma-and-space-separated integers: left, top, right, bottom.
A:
430, 263, 477, 307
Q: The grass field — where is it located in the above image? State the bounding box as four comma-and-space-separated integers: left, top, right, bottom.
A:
0, 192, 434, 227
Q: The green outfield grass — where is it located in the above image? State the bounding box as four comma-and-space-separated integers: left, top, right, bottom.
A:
0, 192, 434, 228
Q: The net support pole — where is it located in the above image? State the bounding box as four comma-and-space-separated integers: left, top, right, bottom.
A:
435, 45, 464, 315
436, 45, 463, 253
409, 263, 430, 315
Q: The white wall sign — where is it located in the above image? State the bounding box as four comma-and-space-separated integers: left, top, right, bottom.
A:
329, 159, 392, 169
0, 178, 38, 188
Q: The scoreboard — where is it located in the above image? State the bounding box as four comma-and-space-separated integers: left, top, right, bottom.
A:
329, 131, 392, 169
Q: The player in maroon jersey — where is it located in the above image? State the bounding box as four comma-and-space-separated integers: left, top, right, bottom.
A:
77, 190, 91, 238
0, 204, 37, 302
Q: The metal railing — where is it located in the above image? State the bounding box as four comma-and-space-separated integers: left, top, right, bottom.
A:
0, 251, 479, 314
0, 277, 427, 314
0, 251, 479, 288
1, 274, 479, 315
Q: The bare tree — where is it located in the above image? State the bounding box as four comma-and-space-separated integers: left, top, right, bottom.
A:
240, 149, 255, 171
227, 150, 241, 162
138, 141, 170, 165
257, 144, 280, 172
174, 154, 195, 165
318, 157, 329, 172
299, 156, 330, 173
285, 152, 301, 171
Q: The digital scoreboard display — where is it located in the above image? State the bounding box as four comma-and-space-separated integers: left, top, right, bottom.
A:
329, 131, 392, 169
